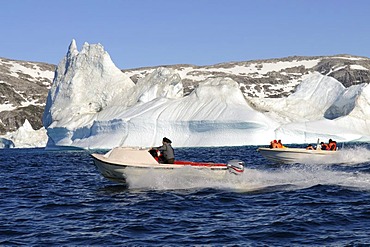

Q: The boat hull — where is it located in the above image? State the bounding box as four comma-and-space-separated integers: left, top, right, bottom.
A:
257, 147, 338, 164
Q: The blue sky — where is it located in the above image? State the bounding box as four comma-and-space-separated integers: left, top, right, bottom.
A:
1, 0, 370, 69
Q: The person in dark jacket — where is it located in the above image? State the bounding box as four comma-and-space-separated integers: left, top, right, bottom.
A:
152, 137, 175, 164
319, 142, 329, 150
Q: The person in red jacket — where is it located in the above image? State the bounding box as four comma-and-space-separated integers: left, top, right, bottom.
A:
328, 139, 337, 151
269, 140, 279, 148
277, 140, 285, 148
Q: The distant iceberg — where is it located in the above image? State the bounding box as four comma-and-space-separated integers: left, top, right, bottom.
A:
0, 120, 46, 148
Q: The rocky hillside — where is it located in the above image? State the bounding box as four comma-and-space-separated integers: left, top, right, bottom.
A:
124, 54, 370, 99
0, 57, 55, 133
1, 54, 370, 135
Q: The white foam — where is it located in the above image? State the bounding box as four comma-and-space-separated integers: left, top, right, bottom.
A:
125, 160, 370, 192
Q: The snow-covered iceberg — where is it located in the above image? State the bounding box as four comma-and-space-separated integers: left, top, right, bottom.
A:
42, 41, 370, 149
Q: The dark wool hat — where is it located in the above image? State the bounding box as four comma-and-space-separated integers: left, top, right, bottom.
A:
163, 137, 172, 143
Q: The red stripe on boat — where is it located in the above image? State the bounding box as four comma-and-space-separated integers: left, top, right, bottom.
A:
174, 160, 226, 167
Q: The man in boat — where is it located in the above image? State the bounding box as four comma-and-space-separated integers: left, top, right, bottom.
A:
306, 144, 314, 150
151, 137, 175, 164
269, 140, 279, 148
328, 139, 337, 151
277, 140, 286, 148
318, 142, 329, 150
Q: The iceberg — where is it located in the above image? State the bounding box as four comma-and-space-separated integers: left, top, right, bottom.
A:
0, 137, 15, 148
1, 120, 47, 148
43, 39, 135, 129
42, 41, 370, 149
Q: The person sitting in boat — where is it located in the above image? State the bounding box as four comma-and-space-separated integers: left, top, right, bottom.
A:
277, 140, 286, 148
316, 142, 323, 150
306, 144, 314, 150
319, 142, 329, 150
151, 137, 175, 164
269, 140, 279, 148
328, 139, 337, 151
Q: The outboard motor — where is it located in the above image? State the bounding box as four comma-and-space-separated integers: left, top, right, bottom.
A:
227, 160, 245, 175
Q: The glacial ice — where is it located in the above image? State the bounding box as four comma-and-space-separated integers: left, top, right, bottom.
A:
41, 40, 370, 149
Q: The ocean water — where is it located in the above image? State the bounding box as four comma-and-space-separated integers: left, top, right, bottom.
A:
1, 143, 370, 246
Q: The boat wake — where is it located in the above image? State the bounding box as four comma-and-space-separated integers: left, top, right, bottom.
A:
292, 146, 370, 165
125, 163, 370, 192
239, 165, 370, 192
331, 146, 370, 164
118, 146, 370, 192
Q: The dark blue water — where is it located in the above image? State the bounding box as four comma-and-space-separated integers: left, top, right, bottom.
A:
1, 143, 370, 246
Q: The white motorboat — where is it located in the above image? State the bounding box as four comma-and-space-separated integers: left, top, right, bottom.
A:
91, 147, 245, 184
257, 147, 339, 164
